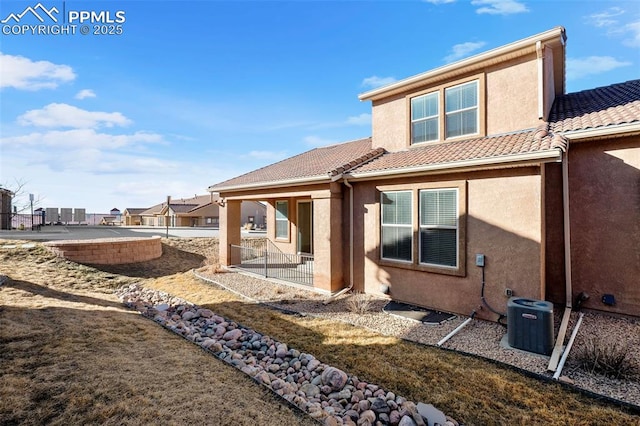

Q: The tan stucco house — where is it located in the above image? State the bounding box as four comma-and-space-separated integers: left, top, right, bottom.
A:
127, 194, 266, 229
209, 27, 640, 320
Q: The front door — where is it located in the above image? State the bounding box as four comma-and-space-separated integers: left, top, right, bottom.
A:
297, 201, 313, 255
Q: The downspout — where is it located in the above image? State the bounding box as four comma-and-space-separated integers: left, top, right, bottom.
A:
323, 176, 354, 304
553, 312, 584, 380
548, 146, 573, 371
561, 146, 573, 309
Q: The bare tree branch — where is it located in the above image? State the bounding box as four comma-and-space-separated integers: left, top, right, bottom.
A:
0, 178, 45, 213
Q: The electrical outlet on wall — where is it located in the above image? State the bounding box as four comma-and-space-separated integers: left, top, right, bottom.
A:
505, 288, 513, 297
475, 254, 485, 267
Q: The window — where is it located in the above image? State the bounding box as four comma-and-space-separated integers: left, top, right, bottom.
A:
378, 183, 465, 276
410, 79, 480, 144
381, 191, 412, 261
275, 201, 289, 239
445, 81, 478, 138
411, 92, 439, 143
420, 189, 458, 267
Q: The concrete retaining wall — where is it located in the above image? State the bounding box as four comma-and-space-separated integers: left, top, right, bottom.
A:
44, 236, 162, 265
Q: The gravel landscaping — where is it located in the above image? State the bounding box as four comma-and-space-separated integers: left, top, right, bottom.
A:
117, 283, 460, 426
195, 268, 640, 409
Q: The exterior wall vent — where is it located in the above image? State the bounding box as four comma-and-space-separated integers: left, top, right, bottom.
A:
507, 298, 554, 355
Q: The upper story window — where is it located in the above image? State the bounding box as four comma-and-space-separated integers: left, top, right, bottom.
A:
410, 79, 479, 144
445, 81, 478, 139
411, 92, 439, 143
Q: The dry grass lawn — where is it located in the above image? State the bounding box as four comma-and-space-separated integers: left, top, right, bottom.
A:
0, 240, 314, 426
1, 238, 638, 425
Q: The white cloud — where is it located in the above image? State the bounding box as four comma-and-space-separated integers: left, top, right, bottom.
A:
585, 8, 640, 47
75, 89, 96, 100
0, 52, 75, 90
345, 113, 371, 126
1, 128, 164, 150
303, 135, 337, 147
471, 0, 528, 15
17, 103, 132, 129
621, 20, 640, 48
1, 128, 170, 178
566, 56, 632, 80
361, 76, 397, 89
587, 7, 625, 28
444, 41, 487, 63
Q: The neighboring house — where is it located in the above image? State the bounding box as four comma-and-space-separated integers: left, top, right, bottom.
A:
100, 216, 118, 226
128, 194, 266, 228
122, 208, 146, 226
138, 202, 165, 226
209, 27, 640, 320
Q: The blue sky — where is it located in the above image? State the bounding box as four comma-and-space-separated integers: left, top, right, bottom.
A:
1, 0, 638, 213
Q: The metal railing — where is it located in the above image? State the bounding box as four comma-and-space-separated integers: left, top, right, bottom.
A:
0, 213, 44, 231
229, 242, 313, 286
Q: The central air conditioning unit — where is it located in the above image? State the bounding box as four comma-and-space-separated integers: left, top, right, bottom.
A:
507, 298, 554, 355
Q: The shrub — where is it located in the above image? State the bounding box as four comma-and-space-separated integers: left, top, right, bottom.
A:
347, 292, 373, 314
198, 257, 227, 274
573, 335, 639, 380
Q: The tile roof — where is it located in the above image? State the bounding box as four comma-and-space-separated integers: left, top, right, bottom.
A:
209, 79, 640, 190
350, 127, 566, 175
123, 208, 147, 215
170, 204, 200, 214
210, 138, 382, 190
550, 79, 640, 133
139, 195, 213, 216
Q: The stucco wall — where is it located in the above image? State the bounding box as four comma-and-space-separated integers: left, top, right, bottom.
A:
371, 93, 406, 151
485, 53, 540, 134
266, 198, 299, 254
353, 168, 544, 320
568, 137, 640, 316
370, 53, 541, 152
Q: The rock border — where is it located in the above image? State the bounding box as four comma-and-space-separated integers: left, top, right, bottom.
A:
116, 283, 459, 426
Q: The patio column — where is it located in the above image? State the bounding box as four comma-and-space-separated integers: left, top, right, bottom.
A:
220, 199, 241, 266
312, 183, 344, 292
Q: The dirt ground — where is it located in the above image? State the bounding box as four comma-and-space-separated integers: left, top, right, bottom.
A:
0, 239, 314, 425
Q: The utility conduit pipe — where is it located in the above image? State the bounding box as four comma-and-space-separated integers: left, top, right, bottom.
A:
437, 312, 476, 347
553, 312, 584, 380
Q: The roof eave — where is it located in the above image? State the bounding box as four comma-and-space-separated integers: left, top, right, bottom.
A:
560, 122, 640, 141
359, 27, 566, 102
208, 174, 330, 194
346, 149, 563, 181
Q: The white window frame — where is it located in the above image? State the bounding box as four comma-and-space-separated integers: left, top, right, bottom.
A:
419, 188, 459, 268
445, 80, 479, 139
410, 91, 439, 144
275, 200, 289, 240
380, 191, 413, 262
